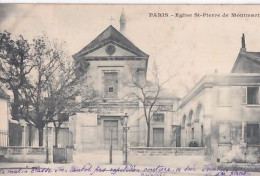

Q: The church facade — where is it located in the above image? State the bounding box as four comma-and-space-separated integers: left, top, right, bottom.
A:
70, 11, 177, 152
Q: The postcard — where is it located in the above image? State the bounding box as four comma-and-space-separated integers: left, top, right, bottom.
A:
0, 4, 259, 176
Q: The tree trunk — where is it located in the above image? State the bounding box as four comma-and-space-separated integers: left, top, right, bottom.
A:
38, 128, 44, 146
54, 128, 59, 147
11, 90, 20, 121
146, 122, 151, 147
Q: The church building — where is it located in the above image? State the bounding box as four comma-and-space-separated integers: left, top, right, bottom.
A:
70, 11, 177, 152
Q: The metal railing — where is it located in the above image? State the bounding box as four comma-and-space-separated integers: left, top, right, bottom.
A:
0, 130, 8, 147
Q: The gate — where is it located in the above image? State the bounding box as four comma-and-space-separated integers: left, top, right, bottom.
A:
53, 147, 73, 163
53, 129, 74, 163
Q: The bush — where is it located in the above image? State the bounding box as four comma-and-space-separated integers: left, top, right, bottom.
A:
189, 140, 199, 147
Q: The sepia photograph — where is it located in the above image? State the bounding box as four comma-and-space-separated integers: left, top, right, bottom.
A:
0, 3, 259, 176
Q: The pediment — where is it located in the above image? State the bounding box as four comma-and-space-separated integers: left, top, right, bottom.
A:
82, 42, 138, 57
73, 25, 148, 59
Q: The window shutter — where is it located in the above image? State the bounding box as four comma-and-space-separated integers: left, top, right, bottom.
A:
241, 87, 247, 104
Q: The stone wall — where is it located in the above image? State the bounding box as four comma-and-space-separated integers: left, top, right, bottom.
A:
130, 147, 206, 156
3, 146, 52, 163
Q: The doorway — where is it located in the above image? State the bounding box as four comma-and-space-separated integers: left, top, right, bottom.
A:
153, 128, 164, 147
103, 120, 118, 150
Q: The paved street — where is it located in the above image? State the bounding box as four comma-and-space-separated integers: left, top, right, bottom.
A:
1, 150, 260, 176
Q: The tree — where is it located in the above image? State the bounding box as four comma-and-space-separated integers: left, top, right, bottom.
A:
0, 31, 93, 147
20, 35, 91, 146
0, 31, 33, 121
125, 62, 174, 147
43, 50, 94, 147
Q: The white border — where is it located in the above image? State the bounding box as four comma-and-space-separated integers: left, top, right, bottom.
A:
1, 0, 260, 4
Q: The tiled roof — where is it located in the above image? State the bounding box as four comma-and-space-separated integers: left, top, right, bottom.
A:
73, 25, 148, 58
232, 51, 260, 73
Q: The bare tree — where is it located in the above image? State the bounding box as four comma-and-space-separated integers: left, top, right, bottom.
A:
125, 62, 175, 147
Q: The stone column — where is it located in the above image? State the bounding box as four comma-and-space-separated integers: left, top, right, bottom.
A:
181, 126, 186, 147
20, 121, 27, 147
171, 126, 177, 147
22, 126, 26, 146
203, 116, 211, 155
186, 123, 191, 147
193, 121, 200, 144
75, 114, 82, 152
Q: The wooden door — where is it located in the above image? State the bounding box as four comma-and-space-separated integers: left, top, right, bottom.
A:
153, 128, 164, 147
103, 120, 118, 150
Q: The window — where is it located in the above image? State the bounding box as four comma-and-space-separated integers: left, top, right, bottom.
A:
136, 68, 145, 82
104, 72, 118, 98
153, 113, 164, 122
246, 124, 259, 145
247, 87, 259, 105
219, 123, 231, 144
108, 87, 113, 92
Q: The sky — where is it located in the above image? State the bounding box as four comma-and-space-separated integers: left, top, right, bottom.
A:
1, 4, 260, 98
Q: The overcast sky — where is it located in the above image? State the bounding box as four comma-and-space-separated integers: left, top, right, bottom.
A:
1, 4, 260, 97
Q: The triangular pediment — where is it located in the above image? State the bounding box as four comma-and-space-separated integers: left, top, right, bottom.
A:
73, 25, 148, 59
80, 42, 138, 57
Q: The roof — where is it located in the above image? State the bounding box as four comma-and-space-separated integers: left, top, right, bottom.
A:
159, 88, 179, 100
145, 80, 179, 100
0, 87, 9, 100
73, 25, 149, 58
231, 51, 260, 73
179, 74, 260, 109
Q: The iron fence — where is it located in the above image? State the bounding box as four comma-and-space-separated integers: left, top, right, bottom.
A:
0, 130, 8, 147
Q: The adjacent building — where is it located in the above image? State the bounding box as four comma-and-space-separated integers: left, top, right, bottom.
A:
0, 88, 9, 148
175, 34, 260, 163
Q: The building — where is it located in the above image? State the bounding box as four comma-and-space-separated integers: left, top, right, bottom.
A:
175, 34, 260, 163
0, 87, 9, 148
70, 11, 177, 152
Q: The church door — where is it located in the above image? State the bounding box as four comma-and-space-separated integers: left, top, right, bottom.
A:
103, 120, 118, 150
153, 128, 164, 147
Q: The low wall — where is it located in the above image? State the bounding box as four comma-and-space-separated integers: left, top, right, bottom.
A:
3, 146, 53, 163
218, 144, 260, 163
174, 147, 206, 156
130, 147, 206, 156
129, 147, 208, 167
130, 147, 175, 156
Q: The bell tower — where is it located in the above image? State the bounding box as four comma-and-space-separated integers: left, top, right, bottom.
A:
120, 9, 126, 35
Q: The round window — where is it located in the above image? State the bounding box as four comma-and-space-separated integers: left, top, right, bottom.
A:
106, 44, 116, 55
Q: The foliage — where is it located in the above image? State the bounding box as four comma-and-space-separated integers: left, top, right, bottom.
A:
0, 31, 33, 120
0, 31, 93, 146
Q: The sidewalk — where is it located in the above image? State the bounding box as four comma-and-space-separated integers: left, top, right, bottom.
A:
74, 150, 124, 165
0, 150, 259, 176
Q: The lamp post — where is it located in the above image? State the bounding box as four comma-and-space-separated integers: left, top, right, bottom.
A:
45, 122, 50, 164
123, 113, 129, 165
109, 129, 112, 164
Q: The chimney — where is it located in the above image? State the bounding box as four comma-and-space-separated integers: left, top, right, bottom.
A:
120, 9, 126, 35
240, 33, 246, 52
